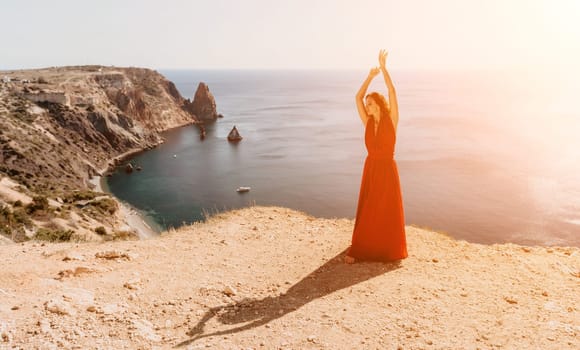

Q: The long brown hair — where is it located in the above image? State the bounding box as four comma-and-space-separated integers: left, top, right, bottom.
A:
366, 92, 390, 120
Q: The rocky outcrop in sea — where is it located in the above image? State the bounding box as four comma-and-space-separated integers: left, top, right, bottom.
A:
186, 82, 218, 121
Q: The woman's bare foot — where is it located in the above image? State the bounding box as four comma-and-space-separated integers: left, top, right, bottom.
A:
344, 255, 355, 264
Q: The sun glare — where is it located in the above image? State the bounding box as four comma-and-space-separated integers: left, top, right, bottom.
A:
518, 0, 580, 74
538, 0, 580, 40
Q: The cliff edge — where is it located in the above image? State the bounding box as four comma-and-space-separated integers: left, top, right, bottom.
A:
0, 206, 578, 349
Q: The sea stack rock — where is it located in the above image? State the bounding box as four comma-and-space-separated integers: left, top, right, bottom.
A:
190, 82, 218, 121
227, 125, 243, 142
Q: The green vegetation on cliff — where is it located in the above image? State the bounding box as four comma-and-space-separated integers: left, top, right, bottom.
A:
0, 65, 200, 242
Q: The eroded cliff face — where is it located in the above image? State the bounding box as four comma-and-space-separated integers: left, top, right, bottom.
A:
0, 65, 200, 242
0, 66, 197, 190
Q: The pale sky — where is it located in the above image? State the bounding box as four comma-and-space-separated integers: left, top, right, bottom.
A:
1, 0, 579, 71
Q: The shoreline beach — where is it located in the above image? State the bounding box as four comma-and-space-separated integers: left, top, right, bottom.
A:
86, 121, 200, 239
88, 174, 160, 239
88, 146, 167, 239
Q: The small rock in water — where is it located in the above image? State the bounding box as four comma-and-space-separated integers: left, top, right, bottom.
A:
125, 163, 134, 174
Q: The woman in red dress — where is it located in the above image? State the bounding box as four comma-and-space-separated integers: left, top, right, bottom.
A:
345, 50, 408, 263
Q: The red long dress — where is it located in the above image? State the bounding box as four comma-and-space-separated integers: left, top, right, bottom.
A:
348, 114, 408, 262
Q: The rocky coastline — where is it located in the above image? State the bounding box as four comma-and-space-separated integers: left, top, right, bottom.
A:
0, 66, 578, 349
0, 65, 218, 243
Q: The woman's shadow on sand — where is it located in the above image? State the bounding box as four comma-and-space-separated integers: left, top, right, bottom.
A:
176, 249, 401, 347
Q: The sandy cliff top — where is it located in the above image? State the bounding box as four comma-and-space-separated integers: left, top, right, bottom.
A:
1, 206, 578, 349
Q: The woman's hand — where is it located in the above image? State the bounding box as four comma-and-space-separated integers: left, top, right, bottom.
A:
379, 49, 388, 70
369, 67, 380, 79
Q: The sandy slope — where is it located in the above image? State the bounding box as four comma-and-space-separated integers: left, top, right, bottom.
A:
0, 177, 32, 206
0, 206, 578, 349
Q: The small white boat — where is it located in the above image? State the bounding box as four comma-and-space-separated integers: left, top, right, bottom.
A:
236, 186, 251, 193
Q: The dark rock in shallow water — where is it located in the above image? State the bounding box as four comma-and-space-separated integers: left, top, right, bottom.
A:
198, 125, 206, 140
125, 163, 134, 173
227, 125, 243, 142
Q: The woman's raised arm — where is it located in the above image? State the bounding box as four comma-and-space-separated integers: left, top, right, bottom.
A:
379, 50, 399, 132
356, 67, 380, 126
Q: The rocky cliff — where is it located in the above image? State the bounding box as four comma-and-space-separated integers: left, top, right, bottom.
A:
0, 66, 205, 242
186, 82, 219, 121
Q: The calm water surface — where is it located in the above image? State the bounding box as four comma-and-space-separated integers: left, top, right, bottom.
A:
107, 69, 580, 246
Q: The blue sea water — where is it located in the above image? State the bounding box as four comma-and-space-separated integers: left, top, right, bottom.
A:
106, 69, 580, 246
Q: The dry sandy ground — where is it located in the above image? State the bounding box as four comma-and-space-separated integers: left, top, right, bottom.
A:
0, 206, 578, 350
